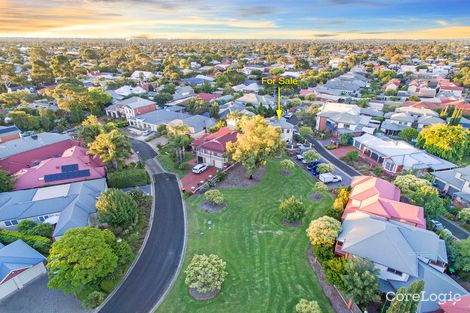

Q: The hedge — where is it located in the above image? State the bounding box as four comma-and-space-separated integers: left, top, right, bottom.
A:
107, 168, 150, 189
0, 229, 51, 254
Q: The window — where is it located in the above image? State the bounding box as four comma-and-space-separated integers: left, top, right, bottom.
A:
387, 268, 403, 276
385, 160, 394, 171
39, 215, 49, 222
4, 219, 18, 227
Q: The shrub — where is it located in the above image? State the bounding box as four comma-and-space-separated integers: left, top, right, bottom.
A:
279, 159, 295, 174
393, 174, 431, 196
339, 133, 353, 146
313, 244, 335, 262
303, 150, 320, 163
373, 166, 384, 176
25, 223, 54, 238
458, 208, 470, 224
306, 216, 342, 247
325, 144, 336, 150
343, 150, 358, 162
327, 188, 350, 219
313, 182, 328, 192
185, 254, 228, 293
82, 290, 107, 309
279, 196, 306, 223
17, 220, 37, 233
324, 257, 347, 290
96, 189, 139, 232
295, 299, 322, 313
107, 167, 150, 189
204, 189, 225, 205
0, 229, 51, 254
128, 189, 153, 212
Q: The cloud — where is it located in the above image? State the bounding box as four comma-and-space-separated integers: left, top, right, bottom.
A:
235, 5, 277, 18
436, 20, 448, 26
323, 0, 388, 7
313, 33, 338, 37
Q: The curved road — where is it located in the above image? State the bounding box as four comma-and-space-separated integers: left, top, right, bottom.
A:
98, 139, 185, 313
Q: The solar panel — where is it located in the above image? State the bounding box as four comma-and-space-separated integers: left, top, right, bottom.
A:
44, 169, 91, 183
61, 164, 79, 172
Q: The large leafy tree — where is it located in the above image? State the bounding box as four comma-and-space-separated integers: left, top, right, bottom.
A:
184, 254, 227, 293
411, 186, 446, 220
399, 128, 418, 142
341, 257, 380, 308
51, 55, 73, 78
47, 227, 118, 294
416, 124, 470, 161
78, 115, 103, 145
452, 238, 470, 278
387, 280, 425, 313
393, 174, 431, 196
96, 189, 139, 232
0, 90, 35, 108
88, 129, 131, 168
0, 170, 14, 192
227, 115, 284, 179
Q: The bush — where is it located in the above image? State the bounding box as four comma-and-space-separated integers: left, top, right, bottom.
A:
295, 299, 322, 313
343, 150, 358, 162
185, 254, 227, 293
0, 229, 51, 254
96, 189, 139, 232
373, 166, 384, 176
317, 163, 334, 174
279, 196, 306, 222
339, 133, 353, 146
458, 208, 470, 224
17, 220, 37, 233
279, 159, 295, 174
128, 189, 153, 212
313, 244, 335, 262
324, 257, 347, 290
325, 144, 336, 150
393, 174, 431, 196
204, 189, 225, 205
25, 223, 54, 238
306, 216, 342, 247
82, 290, 107, 309
313, 182, 328, 192
107, 167, 150, 188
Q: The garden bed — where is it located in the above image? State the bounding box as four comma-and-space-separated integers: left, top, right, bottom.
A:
217, 164, 266, 189
189, 287, 221, 300
200, 201, 227, 213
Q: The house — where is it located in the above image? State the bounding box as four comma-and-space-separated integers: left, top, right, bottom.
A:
315, 103, 374, 136
352, 133, 456, 174
128, 109, 215, 138
380, 106, 445, 134
196, 93, 220, 103
0, 240, 46, 300
113, 85, 146, 97
382, 79, 400, 92
343, 176, 426, 228
336, 211, 468, 313
0, 178, 107, 240
265, 116, 294, 143
0, 133, 77, 174
235, 93, 275, 108
191, 127, 238, 169
130, 71, 154, 81
105, 96, 156, 119
0, 126, 21, 143
13, 146, 105, 190
315, 71, 368, 97
173, 86, 195, 101
232, 83, 260, 93
438, 295, 470, 313
432, 165, 470, 205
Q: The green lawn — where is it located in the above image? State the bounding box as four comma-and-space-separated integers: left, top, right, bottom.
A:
157, 160, 335, 313
156, 144, 193, 178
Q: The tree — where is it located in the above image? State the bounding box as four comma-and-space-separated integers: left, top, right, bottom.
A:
8, 111, 40, 130
154, 92, 173, 105
0, 90, 34, 108
416, 124, 470, 161
341, 257, 380, 308
408, 95, 420, 101
280, 159, 295, 175
453, 238, 470, 278
343, 150, 358, 162
387, 280, 425, 313
299, 126, 314, 138
313, 182, 329, 192
88, 129, 131, 168
339, 133, 353, 146
47, 227, 118, 294
78, 115, 103, 145
393, 174, 431, 196
458, 208, 470, 224
22, 222, 53, 238
184, 254, 228, 293
328, 188, 349, 219
399, 128, 419, 142
411, 186, 446, 221
167, 129, 192, 164
51, 55, 73, 78
279, 196, 305, 223
295, 299, 322, 313
303, 150, 320, 163
0, 170, 14, 192
82, 291, 107, 309
324, 257, 347, 290
204, 189, 225, 205
227, 115, 283, 179
317, 163, 334, 174
96, 189, 139, 232
209, 102, 220, 118
306, 216, 342, 247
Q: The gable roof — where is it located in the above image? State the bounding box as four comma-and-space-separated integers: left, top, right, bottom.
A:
0, 240, 45, 283
0, 133, 72, 160
118, 96, 155, 109
191, 127, 238, 153
0, 126, 20, 136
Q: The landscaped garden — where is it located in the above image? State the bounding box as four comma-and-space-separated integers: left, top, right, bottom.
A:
156, 143, 193, 178
157, 160, 335, 313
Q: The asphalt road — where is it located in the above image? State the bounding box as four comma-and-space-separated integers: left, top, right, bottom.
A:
99, 140, 185, 313
439, 217, 469, 240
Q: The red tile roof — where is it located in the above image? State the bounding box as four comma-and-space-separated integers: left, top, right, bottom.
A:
191, 127, 238, 153
196, 93, 219, 102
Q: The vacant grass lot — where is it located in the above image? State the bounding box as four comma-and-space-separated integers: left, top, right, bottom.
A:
157, 160, 335, 313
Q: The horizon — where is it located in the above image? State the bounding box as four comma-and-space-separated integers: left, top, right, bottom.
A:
2, 0, 470, 39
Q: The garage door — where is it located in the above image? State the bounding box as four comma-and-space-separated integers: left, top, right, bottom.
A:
0, 279, 18, 300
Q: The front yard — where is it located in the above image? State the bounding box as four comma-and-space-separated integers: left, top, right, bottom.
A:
157, 160, 335, 313
156, 144, 193, 178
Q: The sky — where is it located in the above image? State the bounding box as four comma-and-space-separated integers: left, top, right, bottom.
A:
1, 0, 469, 39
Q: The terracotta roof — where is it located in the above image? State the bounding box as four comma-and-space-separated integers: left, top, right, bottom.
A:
196, 93, 219, 102
191, 127, 238, 153
439, 295, 470, 313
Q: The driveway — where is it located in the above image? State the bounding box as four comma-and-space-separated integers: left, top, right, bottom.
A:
0, 276, 88, 313
98, 140, 185, 313
439, 217, 470, 240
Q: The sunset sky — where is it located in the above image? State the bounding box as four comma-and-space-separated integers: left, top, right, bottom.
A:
1, 0, 469, 39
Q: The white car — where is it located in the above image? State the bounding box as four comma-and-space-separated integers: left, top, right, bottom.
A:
142, 130, 152, 136
192, 163, 208, 174
284, 112, 293, 119
319, 173, 342, 184
296, 154, 304, 161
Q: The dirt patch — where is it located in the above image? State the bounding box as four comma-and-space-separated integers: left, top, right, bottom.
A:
200, 201, 226, 213
189, 287, 221, 300
280, 170, 291, 177
310, 192, 324, 202
307, 246, 352, 313
218, 164, 266, 189
282, 219, 301, 228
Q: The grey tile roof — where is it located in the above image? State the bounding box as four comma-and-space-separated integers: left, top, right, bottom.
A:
118, 96, 155, 109
0, 133, 72, 159
182, 115, 216, 133
0, 240, 46, 282
432, 169, 465, 190
136, 109, 191, 125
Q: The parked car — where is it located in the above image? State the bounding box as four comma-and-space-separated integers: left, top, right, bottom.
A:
309, 168, 320, 176
284, 112, 293, 119
192, 163, 208, 174
306, 161, 322, 170
430, 220, 444, 231
296, 154, 304, 161
319, 173, 342, 183
142, 130, 152, 136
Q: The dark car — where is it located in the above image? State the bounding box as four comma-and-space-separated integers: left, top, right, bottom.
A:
309, 168, 320, 175
306, 161, 322, 170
